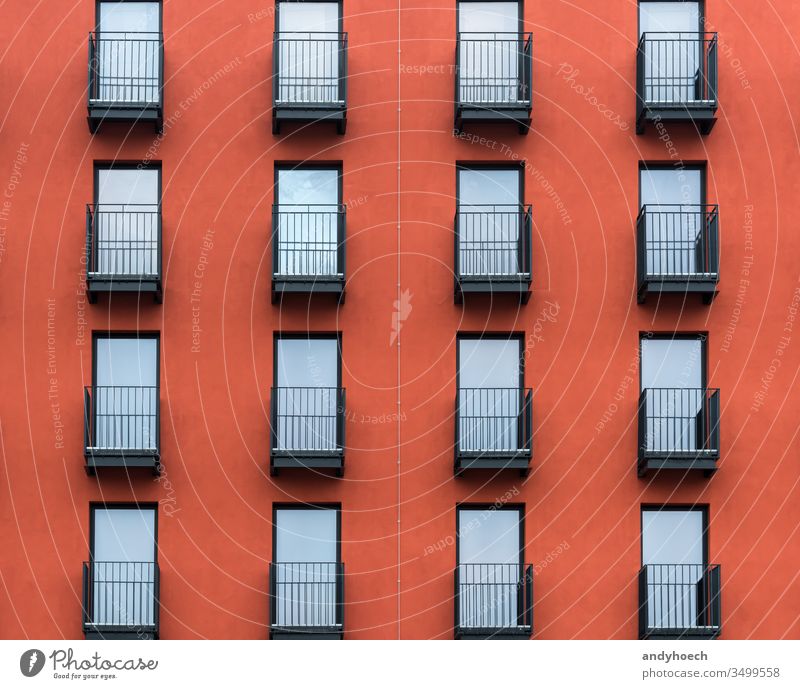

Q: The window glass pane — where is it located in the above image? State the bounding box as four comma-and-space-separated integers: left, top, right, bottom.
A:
276, 338, 337, 388
93, 338, 158, 451
91, 507, 156, 629
640, 169, 703, 276
274, 508, 338, 628
457, 2, 520, 104
95, 2, 160, 104
641, 338, 703, 389
459, 338, 520, 388
276, 2, 341, 104
642, 508, 705, 631
458, 169, 521, 276
457, 508, 521, 629
639, 2, 700, 35
276, 508, 338, 562
94, 169, 159, 276
96, 337, 158, 387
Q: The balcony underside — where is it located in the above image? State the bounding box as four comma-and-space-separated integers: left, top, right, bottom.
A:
638, 451, 718, 478
455, 451, 531, 476
641, 626, 720, 641
455, 626, 532, 640
455, 275, 531, 304
84, 625, 158, 640
272, 103, 346, 135
85, 448, 161, 475
88, 102, 163, 134
270, 450, 344, 476
270, 625, 343, 640
638, 276, 719, 304
455, 103, 531, 134
272, 276, 345, 304
87, 275, 162, 304
637, 104, 717, 135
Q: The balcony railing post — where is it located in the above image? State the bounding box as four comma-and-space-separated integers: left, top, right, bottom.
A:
338, 205, 346, 278
84, 387, 93, 452
153, 563, 160, 635
638, 566, 648, 639
82, 562, 91, 628
523, 564, 533, 630
336, 563, 345, 629
453, 566, 460, 633
337, 388, 346, 454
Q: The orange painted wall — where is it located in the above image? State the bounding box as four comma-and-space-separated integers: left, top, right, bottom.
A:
0, 0, 798, 640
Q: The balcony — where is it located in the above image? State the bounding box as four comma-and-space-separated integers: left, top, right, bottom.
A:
86, 205, 162, 303
271, 204, 345, 303
637, 205, 719, 304
272, 32, 348, 134
638, 388, 720, 477
88, 32, 164, 133
84, 386, 160, 474
82, 561, 159, 640
455, 387, 533, 476
639, 564, 721, 640
454, 204, 532, 303
270, 387, 345, 475
269, 562, 344, 639
636, 33, 718, 135
454, 563, 533, 639
455, 33, 533, 134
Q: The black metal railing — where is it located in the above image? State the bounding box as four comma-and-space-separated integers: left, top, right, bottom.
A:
273, 32, 347, 106
88, 32, 163, 106
638, 388, 720, 457
637, 205, 718, 280
455, 563, 533, 634
639, 564, 721, 638
86, 204, 161, 279
84, 386, 160, 453
456, 33, 532, 107
82, 561, 159, 635
637, 33, 718, 107
272, 205, 345, 279
270, 387, 345, 455
269, 562, 344, 631
456, 387, 532, 455
455, 204, 532, 278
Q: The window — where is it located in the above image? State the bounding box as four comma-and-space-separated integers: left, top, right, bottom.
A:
274, 336, 340, 452
639, 1, 702, 104
457, 165, 523, 277
458, 336, 522, 453
456, 506, 524, 630
89, 505, 157, 630
639, 165, 704, 277
273, 506, 341, 630
92, 165, 160, 278
91, 335, 159, 451
641, 507, 708, 631
94, 1, 161, 104
457, 1, 521, 104
274, 166, 342, 278
275, 1, 342, 104
640, 335, 705, 454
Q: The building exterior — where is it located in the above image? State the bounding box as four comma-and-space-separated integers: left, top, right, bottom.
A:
0, 0, 798, 641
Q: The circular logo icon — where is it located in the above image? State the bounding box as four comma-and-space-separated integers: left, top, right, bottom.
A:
20, 649, 45, 678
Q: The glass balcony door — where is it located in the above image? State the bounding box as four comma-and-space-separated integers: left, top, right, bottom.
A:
275, 508, 339, 628
95, 167, 159, 277
275, 338, 339, 452
458, 338, 521, 453
277, 1, 341, 104
94, 337, 159, 451
95, 1, 161, 104
641, 337, 704, 454
458, 1, 520, 104
458, 167, 521, 277
458, 507, 521, 629
91, 507, 157, 629
640, 167, 703, 276
642, 508, 705, 630
639, 1, 702, 104
275, 168, 340, 278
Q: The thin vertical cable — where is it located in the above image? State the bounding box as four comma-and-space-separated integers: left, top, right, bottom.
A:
396, 0, 402, 641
